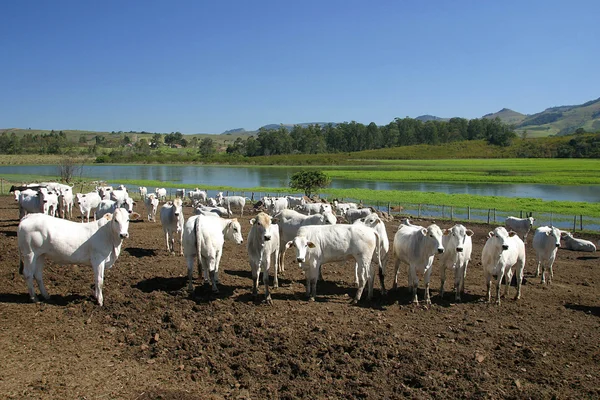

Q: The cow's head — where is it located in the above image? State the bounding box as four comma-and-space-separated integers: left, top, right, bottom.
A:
250, 212, 274, 242
423, 224, 445, 254
443, 224, 474, 253
322, 211, 337, 225
285, 236, 315, 264
357, 213, 381, 228
546, 226, 562, 248
109, 208, 131, 239
224, 218, 243, 244
488, 227, 516, 251
172, 198, 183, 217
13, 190, 20, 202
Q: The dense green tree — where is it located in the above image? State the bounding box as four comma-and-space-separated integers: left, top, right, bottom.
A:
289, 170, 331, 197
198, 138, 215, 157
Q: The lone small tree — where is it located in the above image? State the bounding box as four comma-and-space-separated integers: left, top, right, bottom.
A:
58, 157, 83, 184
289, 170, 331, 197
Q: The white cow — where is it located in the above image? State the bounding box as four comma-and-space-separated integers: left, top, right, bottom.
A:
353, 214, 388, 294
188, 188, 207, 203
17, 208, 132, 306
97, 186, 114, 200
216, 193, 247, 217
39, 189, 59, 217
333, 201, 358, 217
247, 212, 280, 304
109, 189, 130, 206
276, 209, 338, 273
139, 186, 148, 198
155, 187, 167, 201
176, 188, 186, 199
95, 198, 135, 219
392, 223, 445, 306
144, 194, 159, 222
439, 224, 474, 301
345, 208, 372, 224
57, 186, 74, 219
268, 197, 288, 216
482, 227, 526, 305
183, 215, 243, 293
17, 189, 42, 219
285, 224, 382, 303
294, 203, 327, 215
561, 231, 596, 252
286, 196, 305, 208
505, 216, 535, 240
76, 192, 103, 222
532, 226, 563, 284
160, 198, 184, 255
207, 197, 218, 207
195, 206, 229, 217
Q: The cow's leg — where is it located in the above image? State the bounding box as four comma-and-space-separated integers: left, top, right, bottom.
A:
535, 253, 541, 277
278, 244, 285, 274
273, 250, 279, 289
408, 265, 418, 304
306, 263, 319, 301
496, 271, 504, 305
515, 261, 525, 300
485, 272, 492, 303
186, 255, 195, 292
251, 261, 259, 297
378, 253, 386, 296
548, 255, 556, 284
92, 261, 106, 306
33, 256, 50, 300
454, 265, 464, 302
200, 255, 210, 286
461, 262, 468, 298
424, 266, 433, 306
178, 230, 184, 256
22, 253, 39, 303
263, 258, 272, 305
392, 259, 401, 291
439, 262, 447, 299
164, 230, 171, 252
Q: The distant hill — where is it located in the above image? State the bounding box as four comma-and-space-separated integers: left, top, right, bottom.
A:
483, 108, 527, 125
513, 97, 600, 137
415, 115, 449, 122
221, 128, 246, 135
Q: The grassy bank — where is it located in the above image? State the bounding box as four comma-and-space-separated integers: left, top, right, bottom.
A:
2, 175, 599, 218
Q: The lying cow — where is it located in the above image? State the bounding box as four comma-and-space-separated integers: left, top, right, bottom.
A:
392, 222, 445, 306
183, 214, 243, 293
481, 227, 526, 305
439, 224, 473, 301
532, 226, 563, 284
247, 212, 280, 304
160, 198, 184, 255
285, 224, 382, 303
505, 216, 535, 240
561, 231, 596, 252
17, 208, 133, 306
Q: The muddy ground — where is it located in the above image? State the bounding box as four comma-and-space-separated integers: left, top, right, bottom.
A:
0, 195, 599, 399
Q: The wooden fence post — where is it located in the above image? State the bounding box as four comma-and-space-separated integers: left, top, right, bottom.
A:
487, 209, 490, 224
387, 202, 391, 215
467, 206, 471, 221
251, 192, 254, 201
493, 208, 496, 223
442, 205, 445, 218
520, 210, 523, 218
573, 216, 576, 232
451, 206, 454, 221
418, 204, 421, 218
1, 178, 3, 194
580, 215, 583, 231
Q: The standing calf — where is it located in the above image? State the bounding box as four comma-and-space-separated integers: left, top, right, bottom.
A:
247, 212, 280, 304
532, 226, 563, 284
439, 224, 473, 301
17, 208, 132, 306
160, 198, 184, 255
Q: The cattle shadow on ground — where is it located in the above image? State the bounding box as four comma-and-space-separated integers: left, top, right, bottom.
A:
124, 247, 157, 258
0, 292, 87, 305
435, 291, 485, 307
564, 303, 600, 317
225, 269, 297, 287
0, 230, 17, 237
577, 256, 599, 261
134, 276, 187, 294
190, 283, 236, 303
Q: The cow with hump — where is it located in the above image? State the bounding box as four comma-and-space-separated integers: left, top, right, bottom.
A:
247, 212, 280, 304
439, 224, 474, 301
285, 223, 382, 303
17, 208, 133, 306
481, 226, 526, 305
392, 221, 445, 306
532, 226, 564, 284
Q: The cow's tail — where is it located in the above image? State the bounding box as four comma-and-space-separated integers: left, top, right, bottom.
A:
17, 232, 24, 275
373, 231, 382, 278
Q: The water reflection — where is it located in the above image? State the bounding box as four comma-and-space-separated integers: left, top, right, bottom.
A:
1, 165, 598, 203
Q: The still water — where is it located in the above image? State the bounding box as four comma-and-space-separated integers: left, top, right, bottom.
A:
1, 164, 599, 203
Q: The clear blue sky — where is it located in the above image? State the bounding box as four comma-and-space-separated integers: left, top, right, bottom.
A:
1, 0, 598, 134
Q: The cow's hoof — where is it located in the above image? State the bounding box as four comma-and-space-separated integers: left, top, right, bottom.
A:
265, 297, 273, 306
308, 297, 315, 302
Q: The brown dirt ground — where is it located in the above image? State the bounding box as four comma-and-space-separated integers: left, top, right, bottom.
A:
0, 195, 599, 400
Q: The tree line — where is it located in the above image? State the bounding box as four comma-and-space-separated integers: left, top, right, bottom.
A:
225, 117, 517, 157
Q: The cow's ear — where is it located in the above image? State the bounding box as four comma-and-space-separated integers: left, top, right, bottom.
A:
488, 231, 494, 238
443, 229, 450, 236
285, 241, 294, 249
466, 229, 474, 237
250, 218, 256, 225
130, 212, 141, 220
560, 231, 569, 238
272, 217, 279, 224
104, 213, 113, 221
545, 231, 551, 236
307, 242, 316, 248
421, 228, 427, 236
508, 231, 517, 237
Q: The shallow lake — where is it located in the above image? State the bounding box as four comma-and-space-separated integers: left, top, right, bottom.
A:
1, 164, 599, 203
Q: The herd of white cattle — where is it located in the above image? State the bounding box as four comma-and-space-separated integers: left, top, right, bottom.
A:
10, 183, 598, 308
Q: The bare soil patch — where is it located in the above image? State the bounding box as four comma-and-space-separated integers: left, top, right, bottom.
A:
0, 196, 599, 399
